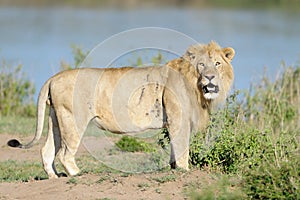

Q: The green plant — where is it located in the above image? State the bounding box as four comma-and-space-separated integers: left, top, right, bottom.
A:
0, 62, 36, 117
190, 175, 245, 200
67, 177, 78, 184
239, 67, 300, 199
243, 151, 300, 199
243, 66, 300, 133
189, 90, 248, 173
157, 128, 170, 150
60, 45, 89, 70
115, 136, 154, 153
152, 174, 176, 183
151, 52, 164, 65
137, 182, 150, 190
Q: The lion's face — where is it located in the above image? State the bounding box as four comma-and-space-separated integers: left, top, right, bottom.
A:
183, 42, 235, 100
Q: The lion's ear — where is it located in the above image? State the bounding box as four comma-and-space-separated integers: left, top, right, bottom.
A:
222, 47, 235, 61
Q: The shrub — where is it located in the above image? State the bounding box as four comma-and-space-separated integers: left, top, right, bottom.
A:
243, 66, 300, 133
0, 62, 36, 117
115, 136, 154, 153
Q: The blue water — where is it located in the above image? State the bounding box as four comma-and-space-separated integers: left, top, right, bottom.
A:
0, 7, 299, 99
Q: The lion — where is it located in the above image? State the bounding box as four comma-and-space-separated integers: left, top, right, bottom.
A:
7, 41, 235, 179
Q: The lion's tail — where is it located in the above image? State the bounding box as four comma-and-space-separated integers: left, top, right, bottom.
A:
7, 78, 51, 149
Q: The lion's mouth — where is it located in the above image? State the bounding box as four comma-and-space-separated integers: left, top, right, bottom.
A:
202, 83, 219, 94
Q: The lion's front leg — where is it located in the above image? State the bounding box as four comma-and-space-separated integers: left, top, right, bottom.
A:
168, 123, 190, 171
163, 93, 191, 170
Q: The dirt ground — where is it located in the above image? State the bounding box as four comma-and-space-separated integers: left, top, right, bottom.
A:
0, 134, 214, 200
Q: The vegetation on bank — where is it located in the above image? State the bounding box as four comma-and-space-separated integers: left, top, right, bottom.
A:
0, 62, 35, 117
0, 49, 299, 199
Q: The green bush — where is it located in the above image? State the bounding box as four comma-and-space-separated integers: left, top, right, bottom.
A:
190, 175, 246, 200
115, 136, 154, 153
0, 62, 36, 117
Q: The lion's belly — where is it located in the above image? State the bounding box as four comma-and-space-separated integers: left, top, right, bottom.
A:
94, 66, 168, 133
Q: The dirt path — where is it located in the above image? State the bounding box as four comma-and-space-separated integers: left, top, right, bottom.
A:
0, 134, 213, 200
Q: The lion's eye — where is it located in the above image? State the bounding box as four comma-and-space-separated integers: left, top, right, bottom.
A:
215, 61, 221, 67
197, 63, 205, 68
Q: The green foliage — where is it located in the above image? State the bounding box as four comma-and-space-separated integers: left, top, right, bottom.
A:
152, 174, 176, 183
151, 52, 164, 65
190, 175, 246, 200
135, 57, 143, 66
0, 62, 36, 117
239, 67, 300, 199
66, 177, 78, 184
157, 128, 170, 150
115, 136, 154, 153
72, 44, 88, 68
244, 66, 300, 133
189, 91, 245, 172
189, 65, 300, 199
243, 152, 300, 199
131, 52, 166, 67
60, 45, 89, 70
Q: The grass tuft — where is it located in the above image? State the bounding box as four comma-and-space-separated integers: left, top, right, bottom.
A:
0, 160, 47, 182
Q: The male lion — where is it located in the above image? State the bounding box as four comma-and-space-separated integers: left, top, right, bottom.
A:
8, 41, 235, 179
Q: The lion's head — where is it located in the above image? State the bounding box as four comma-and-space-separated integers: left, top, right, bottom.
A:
183, 41, 235, 102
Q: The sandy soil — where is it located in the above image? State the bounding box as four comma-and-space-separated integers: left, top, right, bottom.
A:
0, 134, 214, 200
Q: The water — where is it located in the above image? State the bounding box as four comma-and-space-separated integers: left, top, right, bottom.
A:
0, 7, 299, 98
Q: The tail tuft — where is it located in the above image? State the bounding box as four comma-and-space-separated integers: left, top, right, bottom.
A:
7, 139, 22, 148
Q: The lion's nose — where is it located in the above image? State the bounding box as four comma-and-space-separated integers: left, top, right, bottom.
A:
204, 75, 215, 81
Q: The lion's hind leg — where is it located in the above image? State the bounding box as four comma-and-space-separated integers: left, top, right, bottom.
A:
55, 108, 85, 177
57, 143, 80, 177
41, 107, 61, 179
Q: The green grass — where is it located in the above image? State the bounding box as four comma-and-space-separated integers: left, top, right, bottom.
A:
152, 174, 176, 183
0, 155, 114, 183
77, 155, 115, 175
0, 116, 37, 135
0, 160, 47, 182
66, 177, 78, 185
